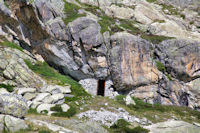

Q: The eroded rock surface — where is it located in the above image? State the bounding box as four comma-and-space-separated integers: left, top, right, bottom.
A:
108, 32, 159, 91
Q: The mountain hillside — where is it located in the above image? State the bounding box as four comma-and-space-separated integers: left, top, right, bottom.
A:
0, 0, 200, 132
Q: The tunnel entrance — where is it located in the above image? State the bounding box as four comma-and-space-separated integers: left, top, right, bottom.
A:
97, 80, 105, 96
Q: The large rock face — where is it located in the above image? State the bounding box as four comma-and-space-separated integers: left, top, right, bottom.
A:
155, 39, 200, 82
108, 32, 159, 91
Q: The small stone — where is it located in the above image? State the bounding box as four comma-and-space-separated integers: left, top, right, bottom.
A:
193, 122, 200, 127
51, 93, 64, 103
0, 88, 9, 94
61, 104, 70, 112
125, 95, 136, 105
43, 96, 54, 104
54, 99, 65, 105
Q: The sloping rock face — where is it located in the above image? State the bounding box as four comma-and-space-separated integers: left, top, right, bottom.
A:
0, 47, 45, 88
2, 0, 108, 81
0, 115, 28, 132
144, 120, 200, 133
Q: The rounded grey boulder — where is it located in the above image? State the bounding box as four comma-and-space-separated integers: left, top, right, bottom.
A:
0, 94, 28, 118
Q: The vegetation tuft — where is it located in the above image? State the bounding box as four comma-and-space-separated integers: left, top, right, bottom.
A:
0, 84, 15, 92
146, 0, 157, 3
155, 61, 166, 73
115, 95, 126, 104
27, 108, 38, 114
51, 105, 77, 118
110, 119, 149, 133
0, 41, 23, 52
63, 2, 86, 25
141, 35, 174, 44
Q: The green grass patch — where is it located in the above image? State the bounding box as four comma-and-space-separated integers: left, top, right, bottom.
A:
153, 19, 165, 23
129, 97, 200, 120
24, 60, 90, 100
38, 130, 51, 133
155, 61, 166, 73
27, 108, 38, 114
63, 1, 86, 25
166, 73, 173, 81
110, 119, 149, 133
120, 20, 143, 35
141, 34, 174, 44
51, 105, 77, 118
146, 0, 157, 3
99, 15, 116, 34
0, 41, 23, 52
29, 0, 35, 4
0, 84, 15, 92
180, 14, 185, 19
50, 105, 63, 112
115, 95, 126, 104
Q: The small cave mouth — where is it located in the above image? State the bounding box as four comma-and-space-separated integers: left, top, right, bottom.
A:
97, 80, 105, 96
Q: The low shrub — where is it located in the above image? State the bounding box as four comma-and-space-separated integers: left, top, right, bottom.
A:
0, 84, 15, 92
155, 61, 166, 73
27, 108, 38, 114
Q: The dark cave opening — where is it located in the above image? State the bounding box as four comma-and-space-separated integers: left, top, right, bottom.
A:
97, 80, 105, 96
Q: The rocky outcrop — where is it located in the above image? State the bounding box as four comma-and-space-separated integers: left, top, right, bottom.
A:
108, 32, 159, 91
0, 47, 45, 88
155, 39, 200, 82
0, 93, 28, 118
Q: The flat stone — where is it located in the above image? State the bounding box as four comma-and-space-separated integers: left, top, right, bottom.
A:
43, 96, 54, 104
37, 104, 55, 114
17, 88, 36, 95
23, 93, 37, 101
41, 85, 71, 94
33, 93, 50, 102
51, 93, 65, 103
